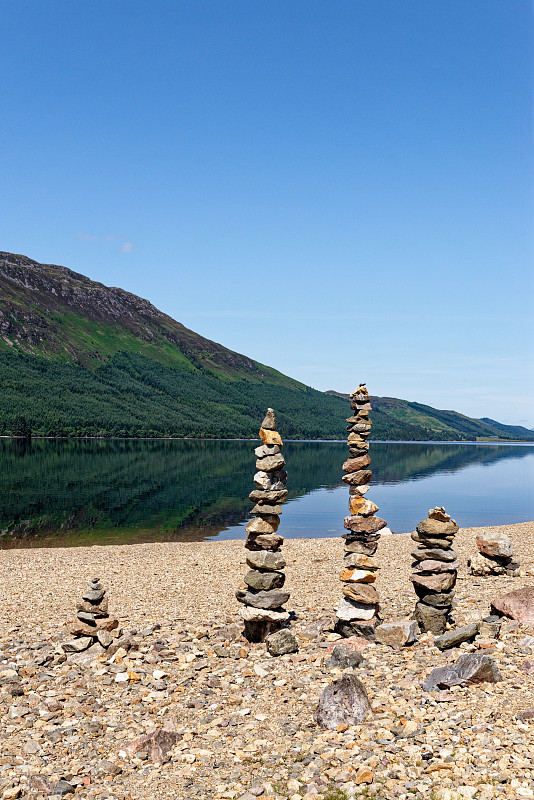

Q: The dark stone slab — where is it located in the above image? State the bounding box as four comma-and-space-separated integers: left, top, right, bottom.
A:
343, 516, 388, 534
343, 538, 378, 555
414, 602, 448, 635
235, 588, 290, 610
244, 569, 285, 591
423, 652, 502, 691
341, 469, 372, 486
315, 673, 371, 729
245, 532, 284, 551
334, 617, 378, 641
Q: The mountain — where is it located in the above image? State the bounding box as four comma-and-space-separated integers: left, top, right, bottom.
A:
325, 391, 534, 443
1, 251, 533, 441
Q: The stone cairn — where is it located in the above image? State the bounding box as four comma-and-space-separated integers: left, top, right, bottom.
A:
64, 577, 120, 652
236, 408, 290, 643
410, 507, 459, 635
335, 384, 386, 641
469, 531, 520, 577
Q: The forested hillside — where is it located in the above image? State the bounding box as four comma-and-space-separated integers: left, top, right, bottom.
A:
1, 251, 533, 441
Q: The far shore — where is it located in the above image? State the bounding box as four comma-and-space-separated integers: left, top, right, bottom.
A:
3, 435, 534, 443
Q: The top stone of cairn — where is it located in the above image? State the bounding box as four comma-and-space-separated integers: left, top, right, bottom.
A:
350, 383, 369, 400
428, 506, 451, 522
261, 408, 277, 430
260, 408, 282, 446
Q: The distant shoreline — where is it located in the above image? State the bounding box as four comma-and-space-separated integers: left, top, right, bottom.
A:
3, 435, 534, 445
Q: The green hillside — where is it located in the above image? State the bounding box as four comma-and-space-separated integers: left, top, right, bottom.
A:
1, 251, 532, 441
326, 391, 534, 443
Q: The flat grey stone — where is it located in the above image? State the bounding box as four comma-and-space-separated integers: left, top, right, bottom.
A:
249, 488, 288, 503
375, 620, 418, 649
246, 550, 286, 571
235, 589, 290, 610
82, 589, 105, 603
244, 569, 285, 591
250, 503, 283, 515
61, 636, 93, 653
412, 559, 460, 573
416, 518, 459, 538
479, 619, 502, 638
434, 623, 480, 650
411, 547, 457, 563
254, 455, 286, 473
254, 444, 280, 458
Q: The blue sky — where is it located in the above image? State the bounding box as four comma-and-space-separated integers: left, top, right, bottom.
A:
1, 1, 533, 426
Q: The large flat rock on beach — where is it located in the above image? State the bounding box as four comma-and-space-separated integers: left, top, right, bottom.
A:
0, 521, 532, 800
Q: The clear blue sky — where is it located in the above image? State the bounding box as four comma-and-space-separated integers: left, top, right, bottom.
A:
2, 1, 533, 426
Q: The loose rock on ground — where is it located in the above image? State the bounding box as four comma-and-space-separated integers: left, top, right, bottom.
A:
0, 521, 533, 799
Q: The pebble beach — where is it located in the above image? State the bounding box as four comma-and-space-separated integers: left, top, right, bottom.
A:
1, 521, 533, 800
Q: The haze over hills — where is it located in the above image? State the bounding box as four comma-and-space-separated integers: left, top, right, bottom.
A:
1, 251, 533, 442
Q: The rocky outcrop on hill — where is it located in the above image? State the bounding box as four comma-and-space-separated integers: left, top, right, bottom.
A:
0, 251, 266, 375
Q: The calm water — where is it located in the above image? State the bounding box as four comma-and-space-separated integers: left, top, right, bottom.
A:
0, 439, 532, 548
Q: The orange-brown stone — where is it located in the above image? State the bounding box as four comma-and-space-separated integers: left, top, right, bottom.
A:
259, 428, 283, 446
348, 496, 379, 516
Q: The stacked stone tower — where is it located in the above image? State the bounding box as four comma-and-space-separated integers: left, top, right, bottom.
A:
64, 577, 120, 651
335, 384, 386, 640
410, 507, 459, 634
237, 409, 290, 642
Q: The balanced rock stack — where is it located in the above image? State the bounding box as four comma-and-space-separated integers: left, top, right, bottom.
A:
64, 577, 121, 652
335, 384, 386, 641
236, 408, 290, 643
469, 531, 520, 577
410, 507, 459, 635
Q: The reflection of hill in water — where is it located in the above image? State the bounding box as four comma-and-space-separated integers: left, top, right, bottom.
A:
0, 439, 531, 545
363, 442, 532, 484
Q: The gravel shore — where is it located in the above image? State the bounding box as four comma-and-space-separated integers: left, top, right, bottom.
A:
1, 521, 533, 800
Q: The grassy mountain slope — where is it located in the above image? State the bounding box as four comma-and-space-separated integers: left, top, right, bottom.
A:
0, 251, 301, 387
325, 394, 534, 443
1, 251, 532, 441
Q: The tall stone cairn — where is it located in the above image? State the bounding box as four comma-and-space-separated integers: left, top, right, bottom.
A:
410, 507, 459, 635
335, 384, 386, 641
236, 408, 290, 643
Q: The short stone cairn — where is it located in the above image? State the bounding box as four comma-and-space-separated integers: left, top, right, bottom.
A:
410, 507, 459, 635
335, 384, 386, 641
469, 530, 520, 577
237, 408, 290, 643
64, 577, 120, 652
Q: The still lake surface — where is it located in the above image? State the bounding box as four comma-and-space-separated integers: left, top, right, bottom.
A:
0, 439, 532, 548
